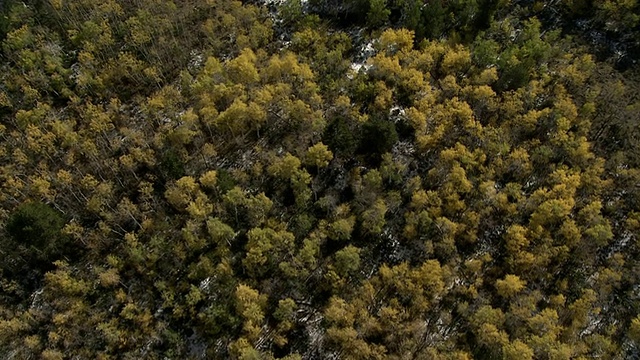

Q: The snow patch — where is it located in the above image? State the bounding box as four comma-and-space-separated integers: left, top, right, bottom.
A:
199, 277, 212, 291
361, 41, 376, 57
389, 105, 406, 117
350, 62, 364, 73
348, 40, 377, 79
188, 50, 204, 72
30, 288, 44, 310
262, 0, 286, 6
348, 62, 372, 79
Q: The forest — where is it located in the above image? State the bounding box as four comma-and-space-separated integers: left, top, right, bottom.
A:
0, 0, 639, 358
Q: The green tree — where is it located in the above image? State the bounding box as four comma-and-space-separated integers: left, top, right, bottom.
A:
305, 142, 333, 169
4, 202, 71, 268
367, 0, 390, 28
359, 117, 398, 163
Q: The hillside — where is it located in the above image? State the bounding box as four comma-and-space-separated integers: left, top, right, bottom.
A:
0, 0, 640, 359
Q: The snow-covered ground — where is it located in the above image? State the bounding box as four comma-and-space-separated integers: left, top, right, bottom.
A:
348, 40, 375, 78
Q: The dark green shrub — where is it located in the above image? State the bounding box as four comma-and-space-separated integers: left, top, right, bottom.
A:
5, 201, 70, 264
359, 117, 398, 161
159, 149, 186, 181
324, 118, 358, 156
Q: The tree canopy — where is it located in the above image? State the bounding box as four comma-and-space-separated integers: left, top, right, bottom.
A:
0, 0, 639, 359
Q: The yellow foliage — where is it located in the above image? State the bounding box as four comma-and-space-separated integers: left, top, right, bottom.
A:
226, 48, 260, 84
442, 45, 471, 74
199, 170, 218, 188
268, 153, 302, 179
496, 274, 526, 297
305, 142, 333, 168
378, 28, 414, 55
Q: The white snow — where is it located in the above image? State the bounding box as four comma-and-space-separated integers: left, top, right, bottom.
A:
389, 105, 406, 117
348, 40, 376, 79
188, 50, 204, 71
262, 0, 286, 6
199, 276, 212, 291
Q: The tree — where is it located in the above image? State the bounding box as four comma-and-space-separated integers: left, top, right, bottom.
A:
496, 274, 526, 298
234, 284, 267, 341
361, 198, 387, 235
333, 245, 361, 277
305, 142, 333, 168
243, 226, 295, 277
503, 340, 534, 360
4, 202, 71, 269
359, 117, 398, 163
324, 117, 358, 156
367, 0, 390, 28
280, 0, 304, 27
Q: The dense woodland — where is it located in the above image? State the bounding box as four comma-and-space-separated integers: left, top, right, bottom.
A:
1, 0, 640, 358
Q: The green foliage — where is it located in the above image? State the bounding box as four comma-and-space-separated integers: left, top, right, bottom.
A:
159, 149, 185, 181
419, 0, 447, 39
367, 0, 390, 28
359, 117, 398, 162
5, 202, 70, 265
333, 245, 361, 276
324, 118, 358, 155
0, 0, 20, 42
280, 0, 304, 26
0, 0, 639, 358
216, 169, 237, 194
